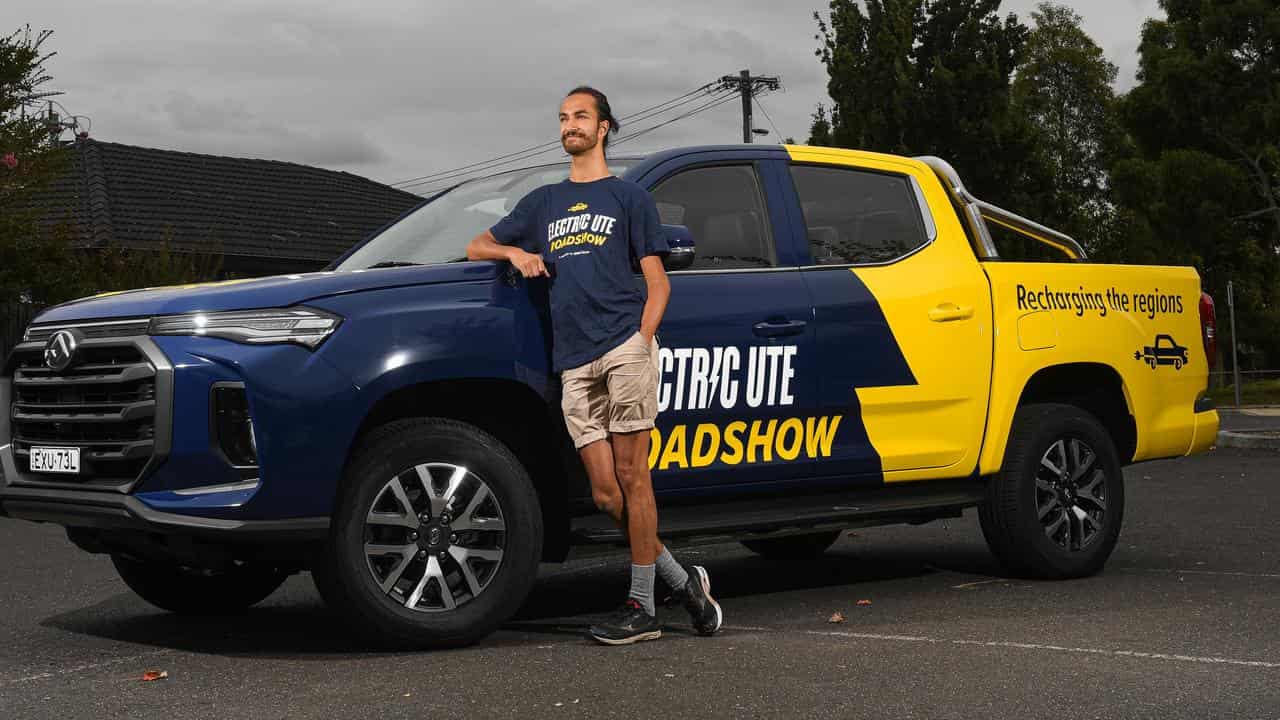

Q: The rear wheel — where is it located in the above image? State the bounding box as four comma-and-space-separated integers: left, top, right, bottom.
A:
312, 418, 542, 648
979, 403, 1125, 579
111, 555, 287, 614
741, 531, 842, 560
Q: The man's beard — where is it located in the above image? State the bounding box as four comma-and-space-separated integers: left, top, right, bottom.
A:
561, 131, 599, 156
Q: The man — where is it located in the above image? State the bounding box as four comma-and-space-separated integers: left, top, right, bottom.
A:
466, 86, 722, 645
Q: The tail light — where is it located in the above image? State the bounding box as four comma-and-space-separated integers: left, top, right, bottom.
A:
1199, 292, 1217, 370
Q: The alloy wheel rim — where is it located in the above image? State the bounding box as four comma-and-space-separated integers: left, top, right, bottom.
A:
1034, 438, 1108, 552
363, 462, 506, 613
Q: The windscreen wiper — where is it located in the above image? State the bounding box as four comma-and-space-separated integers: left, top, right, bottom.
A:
365, 261, 423, 269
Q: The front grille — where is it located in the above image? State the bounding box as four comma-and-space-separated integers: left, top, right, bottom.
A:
23, 318, 151, 344
9, 340, 159, 485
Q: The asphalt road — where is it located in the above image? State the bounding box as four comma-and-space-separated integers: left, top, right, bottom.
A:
2, 447, 1277, 719
1220, 406, 1280, 433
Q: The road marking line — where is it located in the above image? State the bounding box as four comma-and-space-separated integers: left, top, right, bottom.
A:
803, 630, 1280, 669
1122, 567, 1280, 580
951, 579, 1007, 590
0, 649, 173, 686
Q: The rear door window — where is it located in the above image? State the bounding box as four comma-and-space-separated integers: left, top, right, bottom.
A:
789, 165, 929, 265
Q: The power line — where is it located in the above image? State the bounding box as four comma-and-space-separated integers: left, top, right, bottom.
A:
408, 87, 763, 194
395, 88, 737, 194
389, 83, 719, 189
611, 92, 744, 148
393, 90, 735, 192
753, 95, 783, 141
717, 69, 781, 143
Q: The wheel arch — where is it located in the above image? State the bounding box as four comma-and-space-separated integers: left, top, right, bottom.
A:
342, 378, 581, 562
1014, 363, 1137, 465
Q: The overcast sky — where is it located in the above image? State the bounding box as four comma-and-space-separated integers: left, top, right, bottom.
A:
11, 0, 1163, 194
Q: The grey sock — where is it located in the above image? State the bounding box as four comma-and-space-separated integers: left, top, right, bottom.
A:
628, 563, 656, 615
656, 547, 690, 591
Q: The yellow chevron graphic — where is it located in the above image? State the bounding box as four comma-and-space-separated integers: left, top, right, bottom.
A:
568, 202, 588, 212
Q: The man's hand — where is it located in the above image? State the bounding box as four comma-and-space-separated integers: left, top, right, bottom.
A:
467, 230, 548, 278
638, 255, 669, 344
508, 248, 550, 278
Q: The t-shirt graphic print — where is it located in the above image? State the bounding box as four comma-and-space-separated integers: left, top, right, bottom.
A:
490, 175, 669, 372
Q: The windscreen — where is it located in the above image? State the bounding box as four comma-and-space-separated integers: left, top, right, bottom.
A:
335, 160, 637, 269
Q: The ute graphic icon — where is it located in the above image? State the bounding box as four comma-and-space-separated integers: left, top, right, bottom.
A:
1135, 334, 1190, 370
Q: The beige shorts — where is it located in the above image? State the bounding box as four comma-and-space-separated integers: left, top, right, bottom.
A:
560, 331, 660, 449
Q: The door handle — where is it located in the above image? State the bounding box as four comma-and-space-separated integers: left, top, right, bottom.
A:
929, 303, 974, 322
753, 319, 808, 337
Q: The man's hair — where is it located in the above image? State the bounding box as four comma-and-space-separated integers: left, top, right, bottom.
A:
565, 85, 620, 151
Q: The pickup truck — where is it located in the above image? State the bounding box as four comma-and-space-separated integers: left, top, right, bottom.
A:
0, 144, 1220, 647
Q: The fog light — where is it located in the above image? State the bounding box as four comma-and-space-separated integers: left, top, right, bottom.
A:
212, 384, 258, 468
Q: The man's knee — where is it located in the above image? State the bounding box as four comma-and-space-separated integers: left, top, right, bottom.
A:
592, 487, 624, 517
613, 453, 649, 493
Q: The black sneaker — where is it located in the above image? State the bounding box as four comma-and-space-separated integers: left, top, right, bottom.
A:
672, 565, 722, 636
588, 599, 662, 645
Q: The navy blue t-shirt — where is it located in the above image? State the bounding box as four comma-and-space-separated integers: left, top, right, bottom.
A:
489, 176, 669, 372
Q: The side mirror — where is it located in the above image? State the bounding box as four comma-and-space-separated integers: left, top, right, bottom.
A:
662, 224, 696, 272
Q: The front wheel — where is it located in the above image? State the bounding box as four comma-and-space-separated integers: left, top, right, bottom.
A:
979, 403, 1125, 579
111, 555, 287, 614
312, 418, 543, 649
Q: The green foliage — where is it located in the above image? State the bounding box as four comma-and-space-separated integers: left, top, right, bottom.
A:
811, 0, 1044, 212
1, 25, 224, 312
1012, 3, 1122, 248
1114, 0, 1280, 366
0, 26, 73, 305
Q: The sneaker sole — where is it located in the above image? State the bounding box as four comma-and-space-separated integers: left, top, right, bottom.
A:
590, 630, 662, 646
693, 565, 723, 635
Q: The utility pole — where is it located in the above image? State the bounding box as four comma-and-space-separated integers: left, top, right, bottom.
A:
1228, 280, 1241, 408
718, 69, 781, 143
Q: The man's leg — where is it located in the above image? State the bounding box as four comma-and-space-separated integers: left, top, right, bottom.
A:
578, 439, 628, 544
609, 430, 659, 565
604, 332, 721, 636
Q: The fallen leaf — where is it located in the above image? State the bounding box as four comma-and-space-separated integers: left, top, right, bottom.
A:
554, 702, 564, 707
828, 611, 845, 623
856, 599, 872, 606
141, 670, 168, 682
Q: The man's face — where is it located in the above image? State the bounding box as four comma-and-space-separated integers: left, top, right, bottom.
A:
559, 94, 606, 156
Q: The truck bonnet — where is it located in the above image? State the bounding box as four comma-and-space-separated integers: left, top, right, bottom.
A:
29, 262, 500, 325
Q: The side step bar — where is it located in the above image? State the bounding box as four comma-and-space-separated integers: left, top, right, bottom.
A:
569, 480, 986, 549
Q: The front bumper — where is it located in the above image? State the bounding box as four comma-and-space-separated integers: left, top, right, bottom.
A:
0, 483, 328, 541
2, 330, 363, 533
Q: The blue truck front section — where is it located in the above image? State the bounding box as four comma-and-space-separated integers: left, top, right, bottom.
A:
307, 272, 555, 405
132, 335, 362, 521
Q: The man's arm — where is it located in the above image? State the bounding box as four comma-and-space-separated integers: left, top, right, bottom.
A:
466, 230, 549, 278
638, 254, 670, 342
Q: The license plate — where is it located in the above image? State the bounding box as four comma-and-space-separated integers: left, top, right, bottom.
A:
29, 446, 81, 474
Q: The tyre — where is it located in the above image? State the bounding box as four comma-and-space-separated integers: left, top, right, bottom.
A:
312, 418, 543, 649
979, 402, 1125, 579
741, 530, 841, 560
111, 554, 287, 614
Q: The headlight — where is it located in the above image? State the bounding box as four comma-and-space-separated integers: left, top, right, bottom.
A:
148, 307, 342, 348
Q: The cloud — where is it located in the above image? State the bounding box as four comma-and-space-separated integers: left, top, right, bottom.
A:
161, 89, 386, 166
17, 0, 1165, 185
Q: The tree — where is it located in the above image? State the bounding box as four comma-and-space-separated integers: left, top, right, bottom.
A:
1011, 3, 1121, 249
1, 25, 224, 314
0, 26, 74, 305
1114, 0, 1279, 365
811, 0, 1045, 213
